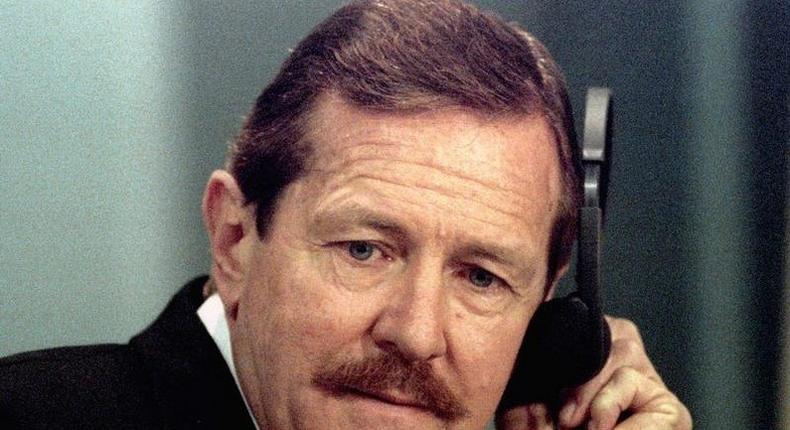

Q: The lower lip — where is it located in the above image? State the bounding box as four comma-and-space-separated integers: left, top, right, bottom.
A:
315, 384, 445, 427
344, 390, 435, 419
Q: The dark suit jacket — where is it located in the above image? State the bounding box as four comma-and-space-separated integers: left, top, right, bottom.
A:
0, 277, 257, 430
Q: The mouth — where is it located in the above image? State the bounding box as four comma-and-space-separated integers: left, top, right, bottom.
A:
319, 382, 431, 412
346, 386, 428, 410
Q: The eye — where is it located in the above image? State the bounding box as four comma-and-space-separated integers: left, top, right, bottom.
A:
347, 241, 376, 261
468, 267, 495, 288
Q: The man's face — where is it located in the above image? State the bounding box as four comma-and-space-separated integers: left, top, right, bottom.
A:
225, 94, 563, 430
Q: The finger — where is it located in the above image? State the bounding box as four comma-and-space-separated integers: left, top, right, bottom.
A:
587, 367, 689, 430
559, 337, 654, 425
612, 404, 693, 430
559, 323, 660, 427
495, 403, 554, 430
604, 317, 662, 387
588, 367, 653, 430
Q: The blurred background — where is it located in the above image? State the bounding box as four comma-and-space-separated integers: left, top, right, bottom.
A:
1, 1, 787, 429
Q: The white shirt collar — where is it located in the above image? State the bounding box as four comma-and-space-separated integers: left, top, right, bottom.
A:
197, 293, 260, 430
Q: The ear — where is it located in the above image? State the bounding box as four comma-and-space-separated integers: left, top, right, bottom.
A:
202, 170, 256, 320
543, 263, 570, 301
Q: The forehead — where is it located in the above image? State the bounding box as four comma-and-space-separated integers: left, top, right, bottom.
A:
302, 93, 563, 222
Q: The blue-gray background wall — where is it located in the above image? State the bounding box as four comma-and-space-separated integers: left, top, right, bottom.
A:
2, 2, 787, 429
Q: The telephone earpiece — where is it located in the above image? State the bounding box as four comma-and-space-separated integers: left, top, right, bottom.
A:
497, 88, 614, 412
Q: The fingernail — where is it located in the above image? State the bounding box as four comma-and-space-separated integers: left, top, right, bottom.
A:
559, 401, 576, 425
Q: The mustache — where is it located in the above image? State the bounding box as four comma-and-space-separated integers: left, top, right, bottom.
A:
312, 353, 469, 422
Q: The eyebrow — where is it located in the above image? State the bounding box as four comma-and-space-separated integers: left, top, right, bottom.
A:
310, 205, 412, 243
459, 243, 526, 274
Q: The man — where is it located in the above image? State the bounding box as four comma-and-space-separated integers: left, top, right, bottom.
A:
0, 0, 691, 429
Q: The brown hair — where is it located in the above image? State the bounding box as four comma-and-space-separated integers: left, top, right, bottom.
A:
228, 0, 581, 283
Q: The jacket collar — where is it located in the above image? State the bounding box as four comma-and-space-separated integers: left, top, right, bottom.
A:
129, 276, 257, 430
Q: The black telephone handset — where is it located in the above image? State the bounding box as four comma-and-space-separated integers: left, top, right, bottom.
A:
497, 88, 614, 415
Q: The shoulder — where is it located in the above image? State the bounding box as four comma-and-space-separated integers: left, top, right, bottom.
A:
0, 344, 160, 429
0, 343, 139, 389
1, 343, 126, 368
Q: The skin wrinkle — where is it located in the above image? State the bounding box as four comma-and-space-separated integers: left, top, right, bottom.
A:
304, 185, 547, 312
308, 169, 527, 231
303, 179, 544, 289
311, 98, 551, 165
310, 157, 518, 203
306, 112, 562, 243
333, 173, 532, 227
320, 155, 547, 214
308, 153, 555, 229
315, 132, 550, 200
309, 206, 540, 298
315, 182, 549, 286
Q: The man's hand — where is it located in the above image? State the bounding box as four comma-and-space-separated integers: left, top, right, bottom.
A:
496, 316, 692, 430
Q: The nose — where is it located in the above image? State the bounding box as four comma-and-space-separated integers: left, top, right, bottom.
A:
370, 259, 448, 362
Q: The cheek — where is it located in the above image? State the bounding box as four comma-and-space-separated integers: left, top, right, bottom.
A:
243, 251, 376, 363
447, 303, 533, 413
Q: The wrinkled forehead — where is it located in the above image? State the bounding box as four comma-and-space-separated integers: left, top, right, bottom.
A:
302, 93, 563, 215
